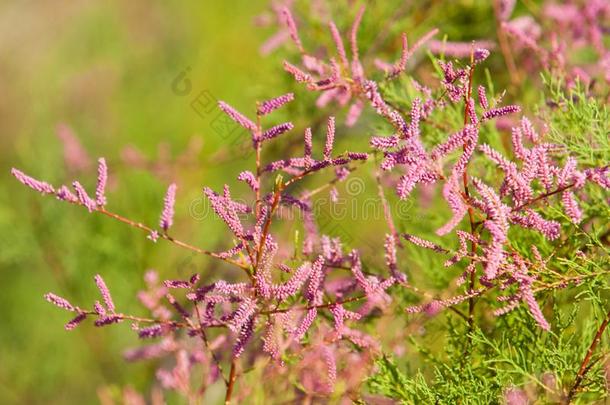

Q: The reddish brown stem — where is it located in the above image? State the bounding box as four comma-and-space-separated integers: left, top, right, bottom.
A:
225, 357, 238, 404
193, 302, 229, 388
255, 110, 263, 217
255, 188, 282, 270
565, 308, 610, 403
261, 295, 366, 315
462, 51, 479, 337
512, 182, 576, 212
79, 309, 226, 329
95, 208, 249, 271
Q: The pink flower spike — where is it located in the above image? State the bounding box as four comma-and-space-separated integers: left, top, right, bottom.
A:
283, 61, 312, 84
56, 185, 78, 203
44, 292, 75, 312
160, 183, 177, 232
293, 308, 317, 341
65, 313, 87, 331
520, 117, 539, 143
478, 85, 489, 110
349, 5, 366, 79
203, 187, 244, 238
95, 158, 108, 207
257, 93, 294, 116
304, 128, 313, 167
388, 33, 409, 78
11, 168, 55, 194
561, 191, 582, 223
215, 243, 244, 259
437, 177, 468, 236
329, 21, 349, 68
408, 28, 439, 60
510, 210, 560, 240
466, 98, 479, 126
585, 167, 610, 189
93, 301, 106, 316
370, 135, 399, 150
402, 234, 448, 253
261, 122, 294, 141
72, 181, 96, 212
229, 298, 257, 333
94, 274, 115, 313
324, 116, 335, 161
346, 100, 364, 127
482, 105, 521, 121
473, 48, 490, 64
321, 345, 337, 392
233, 318, 255, 358
385, 234, 407, 283
281, 7, 303, 53
237, 171, 259, 192
523, 289, 550, 331
472, 178, 510, 280
218, 101, 257, 132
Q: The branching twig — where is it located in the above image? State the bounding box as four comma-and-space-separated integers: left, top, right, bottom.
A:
225, 357, 238, 404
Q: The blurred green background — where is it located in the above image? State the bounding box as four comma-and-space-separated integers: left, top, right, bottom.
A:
0, 0, 551, 403
0, 1, 280, 403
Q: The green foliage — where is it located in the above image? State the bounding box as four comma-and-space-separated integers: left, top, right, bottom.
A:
369, 302, 610, 404
367, 81, 610, 403
540, 75, 610, 168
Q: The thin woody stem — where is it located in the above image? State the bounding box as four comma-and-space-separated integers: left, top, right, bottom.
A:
224, 357, 238, 404
193, 302, 229, 387
565, 307, 610, 402
463, 51, 479, 338
512, 182, 576, 212
254, 187, 282, 270
79, 310, 227, 329
261, 295, 366, 315
255, 109, 263, 217
95, 208, 249, 271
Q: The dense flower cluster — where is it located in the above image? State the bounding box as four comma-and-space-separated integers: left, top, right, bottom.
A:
280, 5, 438, 127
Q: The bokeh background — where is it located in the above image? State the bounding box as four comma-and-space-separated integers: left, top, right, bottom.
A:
0, 1, 279, 402
0, 0, 565, 403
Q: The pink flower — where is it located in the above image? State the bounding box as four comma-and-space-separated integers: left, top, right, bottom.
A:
160, 183, 177, 232
72, 181, 96, 212
95, 158, 108, 207
257, 93, 294, 116
11, 169, 55, 195
473, 178, 510, 280
94, 274, 115, 313
561, 191, 582, 223
45, 292, 75, 312
237, 171, 259, 192
323, 116, 335, 161
218, 101, 257, 132
261, 122, 294, 141
481, 105, 521, 121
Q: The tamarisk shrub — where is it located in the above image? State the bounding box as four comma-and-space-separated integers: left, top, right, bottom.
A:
12, 2, 610, 403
